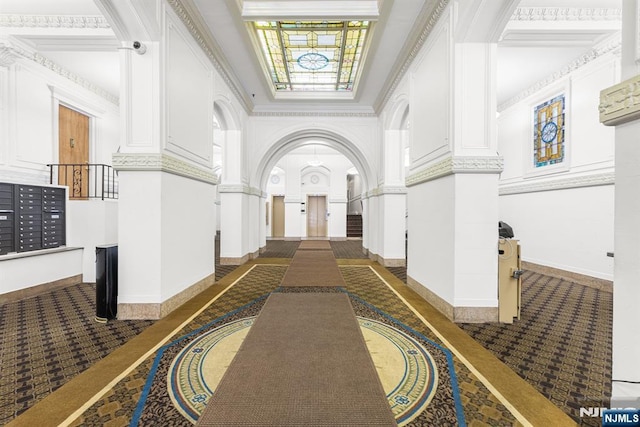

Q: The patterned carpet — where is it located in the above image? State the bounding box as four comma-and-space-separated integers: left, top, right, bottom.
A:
0, 239, 612, 426
72, 264, 516, 426
459, 270, 612, 426
0, 284, 154, 424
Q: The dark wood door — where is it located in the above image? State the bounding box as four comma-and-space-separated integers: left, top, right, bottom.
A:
58, 105, 89, 198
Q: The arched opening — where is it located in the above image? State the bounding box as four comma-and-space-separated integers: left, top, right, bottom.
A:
254, 129, 373, 247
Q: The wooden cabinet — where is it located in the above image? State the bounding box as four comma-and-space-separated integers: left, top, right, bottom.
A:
0, 182, 66, 254
498, 239, 521, 323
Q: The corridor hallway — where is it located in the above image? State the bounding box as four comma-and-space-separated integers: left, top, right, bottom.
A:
2, 240, 606, 426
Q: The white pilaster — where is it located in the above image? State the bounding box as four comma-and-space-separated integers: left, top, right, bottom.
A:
599, 0, 640, 406
405, 7, 502, 322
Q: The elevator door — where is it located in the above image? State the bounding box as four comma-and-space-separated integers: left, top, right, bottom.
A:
272, 196, 285, 237
307, 195, 327, 237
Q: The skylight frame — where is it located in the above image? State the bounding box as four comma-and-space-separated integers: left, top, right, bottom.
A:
253, 20, 370, 94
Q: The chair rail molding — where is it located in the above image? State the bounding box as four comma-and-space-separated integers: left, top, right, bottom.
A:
112, 152, 218, 185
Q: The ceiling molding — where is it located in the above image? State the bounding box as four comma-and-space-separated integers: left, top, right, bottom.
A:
0, 14, 111, 29
251, 111, 376, 118
373, 0, 450, 114
510, 7, 621, 22
498, 36, 620, 112
166, 0, 254, 114
0, 40, 118, 105
15, 35, 119, 52
239, 1, 380, 20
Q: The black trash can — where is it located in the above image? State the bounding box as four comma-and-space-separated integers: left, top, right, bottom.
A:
96, 244, 118, 323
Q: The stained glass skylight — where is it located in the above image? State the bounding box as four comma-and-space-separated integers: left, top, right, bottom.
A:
253, 20, 370, 92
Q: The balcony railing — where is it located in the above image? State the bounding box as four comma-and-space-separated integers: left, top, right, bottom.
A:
47, 163, 118, 200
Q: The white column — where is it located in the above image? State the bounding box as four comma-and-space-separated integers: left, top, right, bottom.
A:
599, 0, 640, 406
378, 129, 407, 266
219, 129, 250, 263
114, 10, 217, 318
406, 29, 502, 322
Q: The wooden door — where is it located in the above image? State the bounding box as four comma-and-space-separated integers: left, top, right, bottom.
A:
307, 195, 327, 237
58, 105, 89, 198
272, 196, 285, 237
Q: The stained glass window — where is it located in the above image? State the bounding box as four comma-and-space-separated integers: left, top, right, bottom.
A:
253, 20, 370, 92
533, 94, 565, 168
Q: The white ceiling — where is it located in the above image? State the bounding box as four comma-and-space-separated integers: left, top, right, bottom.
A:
0, 0, 622, 112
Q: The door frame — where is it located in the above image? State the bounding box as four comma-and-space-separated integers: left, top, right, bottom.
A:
50, 86, 101, 166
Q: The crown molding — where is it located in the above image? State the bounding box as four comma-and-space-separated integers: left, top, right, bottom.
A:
599, 73, 640, 126
499, 37, 620, 112
0, 15, 111, 29
112, 152, 218, 185
166, 0, 253, 114
510, 7, 621, 22
499, 172, 614, 195
374, 0, 450, 113
0, 40, 118, 105
251, 110, 377, 118
406, 155, 503, 187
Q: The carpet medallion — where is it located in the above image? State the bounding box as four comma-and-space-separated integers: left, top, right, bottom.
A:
132, 293, 461, 426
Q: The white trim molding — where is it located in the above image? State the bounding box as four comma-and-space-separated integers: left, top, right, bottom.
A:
499, 171, 614, 195
510, 7, 621, 22
0, 41, 118, 104
364, 185, 408, 198
217, 184, 263, 197
406, 155, 503, 187
0, 15, 111, 29
375, 0, 450, 113
112, 152, 218, 185
166, 0, 253, 113
599, 74, 640, 126
499, 38, 621, 112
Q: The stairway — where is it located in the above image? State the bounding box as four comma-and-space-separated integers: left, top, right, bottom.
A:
346, 214, 363, 238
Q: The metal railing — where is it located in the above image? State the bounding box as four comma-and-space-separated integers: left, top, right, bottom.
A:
47, 163, 118, 200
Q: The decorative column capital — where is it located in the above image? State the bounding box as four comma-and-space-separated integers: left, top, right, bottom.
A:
0, 43, 20, 67
113, 152, 218, 185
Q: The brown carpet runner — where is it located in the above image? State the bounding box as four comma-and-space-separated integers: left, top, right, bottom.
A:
280, 250, 346, 287
196, 293, 397, 426
298, 239, 332, 250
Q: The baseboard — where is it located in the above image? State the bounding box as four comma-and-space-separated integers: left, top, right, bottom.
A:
407, 275, 498, 323
117, 272, 217, 320
380, 257, 406, 267
219, 254, 250, 265
522, 261, 613, 292
0, 274, 83, 305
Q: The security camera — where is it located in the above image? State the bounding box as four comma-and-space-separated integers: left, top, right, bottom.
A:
132, 41, 147, 55
119, 41, 147, 55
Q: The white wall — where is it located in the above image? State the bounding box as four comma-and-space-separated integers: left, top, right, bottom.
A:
500, 186, 614, 279
0, 38, 121, 294
498, 50, 619, 280
66, 199, 118, 282
160, 173, 215, 301
265, 151, 354, 239
407, 175, 455, 304
0, 248, 83, 294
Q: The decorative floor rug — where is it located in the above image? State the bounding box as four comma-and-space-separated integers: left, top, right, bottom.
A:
130, 290, 464, 426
